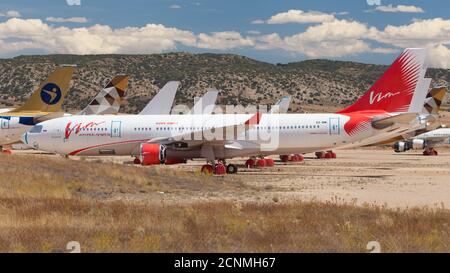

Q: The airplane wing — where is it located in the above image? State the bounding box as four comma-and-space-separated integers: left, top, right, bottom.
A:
188, 89, 219, 115
139, 81, 180, 115
147, 113, 262, 148
372, 113, 419, 129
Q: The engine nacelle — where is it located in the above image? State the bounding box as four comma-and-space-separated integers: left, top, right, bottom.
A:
393, 141, 410, 152
139, 143, 166, 165
164, 158, 187, 165
411, 139, 427, 150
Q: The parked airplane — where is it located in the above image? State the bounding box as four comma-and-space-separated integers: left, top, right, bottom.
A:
0, 66, 75, 152
23, 48, 429, 174
393, 127, 450, 155
374, 85, 447, 147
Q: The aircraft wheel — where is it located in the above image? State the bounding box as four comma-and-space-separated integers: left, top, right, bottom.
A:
226, 164, 238, 174
256, 159, 266, 168
245, 159, 256, 168
315, 151, 325, 159
133, 157, 141, 164
215, 163, 227, 175
264, 158, 275, 167
280, 155, 290, 162
201, 164, 214, 175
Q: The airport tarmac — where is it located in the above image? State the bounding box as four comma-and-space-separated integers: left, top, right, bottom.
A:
14, 147, 450, 209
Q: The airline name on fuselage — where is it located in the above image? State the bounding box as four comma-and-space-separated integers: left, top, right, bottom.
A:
65, 121, 106, 139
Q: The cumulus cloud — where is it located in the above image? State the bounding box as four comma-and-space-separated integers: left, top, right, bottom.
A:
255, 19, 381, 58
0, 18, 197, 55
197, 31, 254, 50
46, 17, 88, 23
0, 10, 21, 17
373, 5, 424, 13
170, 4, 182, 9
266, 9, 336, 24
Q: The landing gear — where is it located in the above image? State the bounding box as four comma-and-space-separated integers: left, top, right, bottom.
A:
245, 157, 256, 168
280, 155, 290, 163
316, 151, 336, 159
0, 146, 12, 155
226, 164, 238, 174
280, 154, 304, 162
201, 160, 238, 175
133, 157, 141, 164
265, 158, 275, 167
201, 164, 215, 175
423, 148, 438, 156
290, 154, 304, 162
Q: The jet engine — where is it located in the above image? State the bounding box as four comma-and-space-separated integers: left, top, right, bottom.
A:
139, 143, 166, 165
393, 141, 410, 152
411, 139, 427, 150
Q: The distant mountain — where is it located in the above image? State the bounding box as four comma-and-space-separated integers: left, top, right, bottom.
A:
0, 52, 448, 113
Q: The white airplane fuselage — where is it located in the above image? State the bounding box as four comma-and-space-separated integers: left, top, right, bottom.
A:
23, 111, 417, 158
0, 115, 33, 145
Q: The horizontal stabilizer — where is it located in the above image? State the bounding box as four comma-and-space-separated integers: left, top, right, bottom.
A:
372, 113, 418, 129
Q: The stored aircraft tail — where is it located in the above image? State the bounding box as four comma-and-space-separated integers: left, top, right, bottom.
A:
338, 48, 428, 114
422, 85, 447, 115
78, 75, 129, 115
139, 81, 180, 115
12, 66, 75, 113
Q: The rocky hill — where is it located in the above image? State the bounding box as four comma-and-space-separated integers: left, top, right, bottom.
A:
0, 52, 448, 113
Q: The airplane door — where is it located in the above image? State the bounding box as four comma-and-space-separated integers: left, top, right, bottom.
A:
1, 118, 9, 129
329, 117, 340, 135
111, 121, 121, 138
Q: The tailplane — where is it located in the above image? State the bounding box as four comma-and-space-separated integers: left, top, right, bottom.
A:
78, 75, 129, 115
338, 48, 428, 114
12, 66, 75, 113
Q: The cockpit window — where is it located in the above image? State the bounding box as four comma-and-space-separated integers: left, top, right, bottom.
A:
29, 125, 43, 133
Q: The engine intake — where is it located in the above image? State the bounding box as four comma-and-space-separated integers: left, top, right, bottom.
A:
139, 143, 166, 165
411, 139, 427, 150
393, 141, 410, 152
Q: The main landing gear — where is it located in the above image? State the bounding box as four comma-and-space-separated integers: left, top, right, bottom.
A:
315, 150, 337, 159
245, 157, 276, 168
423, 148, 438, 156
201, 160, 238, 175
279, 154, 304, 163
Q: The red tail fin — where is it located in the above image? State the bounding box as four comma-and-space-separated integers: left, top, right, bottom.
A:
338, 48, 426, 114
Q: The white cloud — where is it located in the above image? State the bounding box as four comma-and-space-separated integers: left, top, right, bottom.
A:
251, 19, 265, 25
425, 44, 450, 68
46, 17, 88, 23
246, 30, 261, 35
266, 9, 336, 24
0, 10, 21, 18
373, 5, 424, 13
170, 4, 182, 9
197, 31, 254, 50
255, 19, 380, 58
0, 18, 197, 55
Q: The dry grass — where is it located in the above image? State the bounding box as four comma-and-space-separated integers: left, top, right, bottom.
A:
0, 154, 448, 253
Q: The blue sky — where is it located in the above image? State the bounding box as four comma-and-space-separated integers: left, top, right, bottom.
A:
0, 0, 449, 67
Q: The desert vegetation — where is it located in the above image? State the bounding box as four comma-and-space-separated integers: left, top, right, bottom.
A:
0, 154, 448, 252
0, 53, 449, 113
